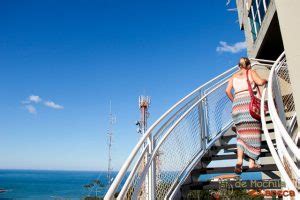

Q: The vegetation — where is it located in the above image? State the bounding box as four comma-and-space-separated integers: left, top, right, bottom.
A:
84, 197, 103, 200
83, 179, 105, 200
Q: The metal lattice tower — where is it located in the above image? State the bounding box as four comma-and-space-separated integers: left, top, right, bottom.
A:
107, 101, 116, 187
137, 96, 151, 135
135, 96, 151, 199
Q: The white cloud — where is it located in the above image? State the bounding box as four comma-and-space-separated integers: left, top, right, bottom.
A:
44, 101, 64, 109
29, 95, 42, 103
216, 41, 247, 53
21, 95, 64, 114
25, 105, 37, 114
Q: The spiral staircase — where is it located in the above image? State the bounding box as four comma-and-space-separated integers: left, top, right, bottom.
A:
104, 52, 299, 199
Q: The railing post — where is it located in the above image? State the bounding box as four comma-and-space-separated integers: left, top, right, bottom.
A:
147, 134, 156, 200
198, 90, 207, 151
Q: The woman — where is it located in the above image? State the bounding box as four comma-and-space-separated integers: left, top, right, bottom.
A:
225, 57, 267, 174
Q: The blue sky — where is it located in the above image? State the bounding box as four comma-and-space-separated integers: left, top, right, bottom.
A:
0, 0, 246, 171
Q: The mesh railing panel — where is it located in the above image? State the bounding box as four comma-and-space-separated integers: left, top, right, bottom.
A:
112, 151, 145, 199
275, 58, 296, 124
106, 66, 239, 200
105, 61, 277, 200
268, 53, 300, 194
153, 94, 201, 144
132, 82, 234, 199
205, 83, 233, 141
123, 154, 147, 199
154, 105, 202, 199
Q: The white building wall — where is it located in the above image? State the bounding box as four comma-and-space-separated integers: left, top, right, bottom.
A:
274, 0, 300, 129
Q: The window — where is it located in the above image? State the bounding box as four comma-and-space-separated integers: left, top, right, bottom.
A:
248, 6, 257, 40
258, 0, 266, 20
248, 0, 270, 41
249, 16, 257, 40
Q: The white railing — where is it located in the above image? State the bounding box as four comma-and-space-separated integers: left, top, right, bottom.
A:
261, 52, 300, 196
104, 66, 237, 200
105, 61, 272, 200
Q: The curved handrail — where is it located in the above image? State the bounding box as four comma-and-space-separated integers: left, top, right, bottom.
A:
104, 65, 238, 199
150, 78, 231, 164
127, 78, 234, 199
250, 58, 276, 64
117, 145, 149, 198
128, 78, 233, 195
105, 60, 274, 199
267, 52, 300, 160
261, 88, 299, 195
261, 51, 300, 196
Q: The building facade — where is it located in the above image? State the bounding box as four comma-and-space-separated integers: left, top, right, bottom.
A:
236, 0, 300, 130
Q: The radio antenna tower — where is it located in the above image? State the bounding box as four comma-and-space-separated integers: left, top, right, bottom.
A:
135, 95, 151, 199
136, 96, 151, 135
107, 101, 116, 187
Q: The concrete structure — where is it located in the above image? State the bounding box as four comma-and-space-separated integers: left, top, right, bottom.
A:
236, 0, 300, 128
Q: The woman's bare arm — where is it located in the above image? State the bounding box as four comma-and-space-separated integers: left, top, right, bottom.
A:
226, 77, 234, 102
251, 70, 267, 86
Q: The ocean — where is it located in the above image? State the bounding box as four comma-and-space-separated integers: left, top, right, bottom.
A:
0, 170, 115, 200
0, 169, 261, 199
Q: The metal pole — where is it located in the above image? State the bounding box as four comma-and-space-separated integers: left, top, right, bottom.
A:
107, 101, 116, 187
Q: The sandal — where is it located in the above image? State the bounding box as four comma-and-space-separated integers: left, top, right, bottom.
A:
234, 164, 243, 174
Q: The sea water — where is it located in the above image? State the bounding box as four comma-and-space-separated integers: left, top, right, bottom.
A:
0, 170, 115, 200
0, 169, 261, 199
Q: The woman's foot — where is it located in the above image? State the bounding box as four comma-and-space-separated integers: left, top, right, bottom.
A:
249, 163, 261, 169
249, 158, 261, 169
234, 163, 243, 174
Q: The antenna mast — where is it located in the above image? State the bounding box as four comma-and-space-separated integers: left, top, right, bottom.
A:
137, 96, 151, 135
136, 95, 151, 199
107, 101, 116, 186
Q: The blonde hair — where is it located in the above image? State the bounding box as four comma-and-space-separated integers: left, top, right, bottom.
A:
238, 57, 251, 69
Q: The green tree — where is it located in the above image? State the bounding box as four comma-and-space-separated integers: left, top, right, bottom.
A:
83, 179, 105, 200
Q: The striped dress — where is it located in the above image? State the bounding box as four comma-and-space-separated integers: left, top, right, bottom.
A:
232, 76, 262, 160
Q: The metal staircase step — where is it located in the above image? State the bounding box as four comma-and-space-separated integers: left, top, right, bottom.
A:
267, 128, 274, 133
221, 134, 235, 141
222, 128, 274, 139
223, 148, 275, 155
202, 152, 272, 161
265, 113, 292, 120
191, 164, 278, 175
212, 140, 273, 151
182, 179, 282, 190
